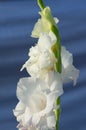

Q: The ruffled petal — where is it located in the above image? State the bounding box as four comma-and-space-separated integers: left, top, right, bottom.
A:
61, 65, 79, 85
38, 33, 54, 50
44, 71, 63, 92
61, 46, 73, 68
13, 101, 25, 122
47, 114, 55, 129
17, 77, 47, 113
21, 33, 57, 78
61, 46, 79, 85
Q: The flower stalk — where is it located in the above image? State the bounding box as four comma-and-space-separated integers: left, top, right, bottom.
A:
55, 97, 61, 130
51, 25, 62, 130
51, 25, 62, 73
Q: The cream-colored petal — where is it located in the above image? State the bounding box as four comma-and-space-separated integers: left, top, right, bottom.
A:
31, 19, 44, 38
62, 65, 79, 85
49, 31, 56, 44
38, 33, 54, 50
45, 71, 63, 91
61, 46, 73, 68
47, 115, 55, 129
13, 101, 26, 122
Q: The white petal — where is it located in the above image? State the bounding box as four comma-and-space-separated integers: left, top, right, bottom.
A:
61, 65, 79, 85
45, 71, 63, 92
17, 122, 38, 130
38, 50, 53, 69
46, 90, 63, 113
61, 46, 73, 68
61, 46, 79, 85
30, 91, 58, 126
38, 33, 54, 50
47, 115, 55, 129
31, 19, 43, 38
54, 17, 59, 24
13, 101, 25, 122
17, 77, 47, 113
29, 46, 40, 57
17, 77, 36, 104
49, 31, 56, 44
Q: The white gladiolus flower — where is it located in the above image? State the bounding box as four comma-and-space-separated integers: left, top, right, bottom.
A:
21, 33, 57, 78
61, 46, 79, 85
21, 31, 79, 85
31, 7, 59, 38
13, 71, 63, 130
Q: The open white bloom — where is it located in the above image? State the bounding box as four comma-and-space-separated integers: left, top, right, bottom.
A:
21, 31, 79, 85
61, 46, 79, 85
21, 33, 57, 78
31, 6, 59, 38
13, 71, 63, 130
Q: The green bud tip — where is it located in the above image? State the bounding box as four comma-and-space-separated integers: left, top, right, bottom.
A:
37, 0, 45, 10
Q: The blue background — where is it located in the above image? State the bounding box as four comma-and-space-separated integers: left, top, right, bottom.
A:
0, 0, 86, 130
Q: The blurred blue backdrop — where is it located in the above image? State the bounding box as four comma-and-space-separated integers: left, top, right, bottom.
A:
0, 0, 86, 130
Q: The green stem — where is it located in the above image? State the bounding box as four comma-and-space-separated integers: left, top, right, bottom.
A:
37, 0, 45, 10
51, 25, 62, 73
55, 97, 61, 130
51, 25, 62, 130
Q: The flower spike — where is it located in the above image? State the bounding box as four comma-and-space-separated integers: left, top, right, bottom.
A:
13, 1, 79, 130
